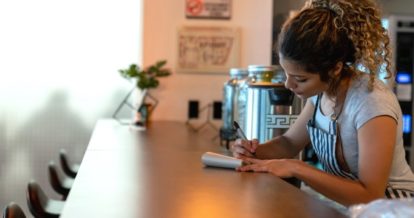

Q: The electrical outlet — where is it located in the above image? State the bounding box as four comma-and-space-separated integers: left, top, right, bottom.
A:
188, 100, 199, 119
213, 101, 222, 120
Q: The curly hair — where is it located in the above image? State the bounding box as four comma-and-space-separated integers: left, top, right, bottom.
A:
278, 0, 392, 93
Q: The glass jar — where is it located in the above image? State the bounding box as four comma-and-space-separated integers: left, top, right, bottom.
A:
272, 65, 287, 83
221, 68, 248, 130
247, 65, 276, 84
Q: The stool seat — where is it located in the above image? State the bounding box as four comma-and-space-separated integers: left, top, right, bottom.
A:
59, 149, 80, 178
26, 180, 64, 218
3, 202, 26, 218
48, 161, 74, 200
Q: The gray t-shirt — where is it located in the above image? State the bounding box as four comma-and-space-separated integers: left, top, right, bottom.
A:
311, 74, 414, 191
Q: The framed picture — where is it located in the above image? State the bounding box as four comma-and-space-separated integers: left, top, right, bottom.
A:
177, 26, 241, 74
185, 0, 231, 20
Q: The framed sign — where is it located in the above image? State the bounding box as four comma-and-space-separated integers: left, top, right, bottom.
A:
186, 0, 231, 19
177, 26, 240, 74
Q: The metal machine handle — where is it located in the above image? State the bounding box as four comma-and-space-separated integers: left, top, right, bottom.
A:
268, 87, 294, 106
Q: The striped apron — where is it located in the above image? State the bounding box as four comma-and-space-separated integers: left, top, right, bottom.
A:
306, 95, 414, 199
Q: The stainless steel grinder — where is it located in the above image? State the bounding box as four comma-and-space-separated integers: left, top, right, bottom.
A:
244, 71, 302, 143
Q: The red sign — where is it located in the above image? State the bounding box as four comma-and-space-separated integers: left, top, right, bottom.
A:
186, 0, 204, 16
185, 0, 231, 19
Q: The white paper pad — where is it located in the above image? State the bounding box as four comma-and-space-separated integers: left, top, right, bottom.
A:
201, 152, 243, 169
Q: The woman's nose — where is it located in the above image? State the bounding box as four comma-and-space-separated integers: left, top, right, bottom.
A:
284, 77, 295, 90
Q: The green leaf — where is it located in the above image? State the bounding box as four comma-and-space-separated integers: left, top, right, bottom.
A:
156, 70, 171, 77
118, 60, 171, 90
155, 60, 167, 68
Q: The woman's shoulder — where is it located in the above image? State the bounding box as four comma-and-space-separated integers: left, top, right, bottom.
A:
309, 95, 318, 105
349, 74, 395, 99
346, 74, 400, 117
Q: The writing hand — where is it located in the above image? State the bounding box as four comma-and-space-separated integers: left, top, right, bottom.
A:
231, 138, 259, 159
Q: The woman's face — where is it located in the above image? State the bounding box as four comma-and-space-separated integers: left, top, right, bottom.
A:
279, 55, 328, 99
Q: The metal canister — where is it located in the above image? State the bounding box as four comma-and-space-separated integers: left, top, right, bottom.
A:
220, 68, 248, 147
222, 68, 248, 129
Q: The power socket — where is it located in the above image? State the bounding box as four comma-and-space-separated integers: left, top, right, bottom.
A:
188, 100, 199, 119
213, 101, 222, 120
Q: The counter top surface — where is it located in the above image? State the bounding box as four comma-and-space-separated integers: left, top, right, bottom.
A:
60, 119, 346, 218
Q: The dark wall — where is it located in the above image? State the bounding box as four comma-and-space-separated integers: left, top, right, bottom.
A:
271, 0, 414, 64
273, 0, 414, 18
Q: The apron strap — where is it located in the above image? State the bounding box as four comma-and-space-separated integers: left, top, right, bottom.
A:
309, 94, 352, 176
310, 94, 321, 127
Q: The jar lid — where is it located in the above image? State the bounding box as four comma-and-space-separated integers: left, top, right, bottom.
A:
248, 81, 285, 88
247, 65, 277, 72
229, 68, 248, 77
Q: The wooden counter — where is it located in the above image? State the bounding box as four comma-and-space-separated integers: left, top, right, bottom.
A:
60, 119, 346, 218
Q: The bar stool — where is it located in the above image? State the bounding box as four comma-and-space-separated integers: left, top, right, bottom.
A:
48, 161, 74, 200
26, 180, 64, 218
2, 202, 26, 218
59, 149, 80, 178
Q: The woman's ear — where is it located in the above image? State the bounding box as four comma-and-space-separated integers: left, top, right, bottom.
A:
329, 62, 343, 77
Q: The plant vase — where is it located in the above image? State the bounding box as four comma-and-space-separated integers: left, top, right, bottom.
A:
134, 89, 158, 127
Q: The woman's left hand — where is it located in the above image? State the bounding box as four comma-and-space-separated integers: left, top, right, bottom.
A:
237, 157, 297, 178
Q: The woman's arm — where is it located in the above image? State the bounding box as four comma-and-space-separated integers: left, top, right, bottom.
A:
239, 115, 397, 206
297, 115, 395, 205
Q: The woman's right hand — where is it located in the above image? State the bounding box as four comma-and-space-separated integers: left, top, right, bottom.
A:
231, 138, 260, 159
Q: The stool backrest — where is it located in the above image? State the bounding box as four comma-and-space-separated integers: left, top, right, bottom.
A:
26, 181, 49, 218
3, 202, 26, 218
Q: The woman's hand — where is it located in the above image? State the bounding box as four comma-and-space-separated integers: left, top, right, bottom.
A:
231, 138, 259, 158
237, 157, 298, 178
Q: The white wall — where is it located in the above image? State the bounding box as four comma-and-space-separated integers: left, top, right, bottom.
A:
0, 0, 143, 213
143, 0, 274, 121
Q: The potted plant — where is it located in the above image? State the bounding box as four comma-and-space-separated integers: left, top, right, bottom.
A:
119, 60, 171, 91
118, 60, 171, 125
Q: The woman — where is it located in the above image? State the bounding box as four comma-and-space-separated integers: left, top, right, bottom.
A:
232, 0, 414, 206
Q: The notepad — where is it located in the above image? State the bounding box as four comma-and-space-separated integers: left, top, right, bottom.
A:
201, 152, 243, 169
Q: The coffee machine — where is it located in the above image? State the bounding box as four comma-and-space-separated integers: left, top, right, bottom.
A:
243, 65, 303, 143
244, 80, 302, 143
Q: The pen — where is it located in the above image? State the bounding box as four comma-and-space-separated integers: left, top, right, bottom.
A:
233, 121, 248, 140
233, 121, 256, 156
